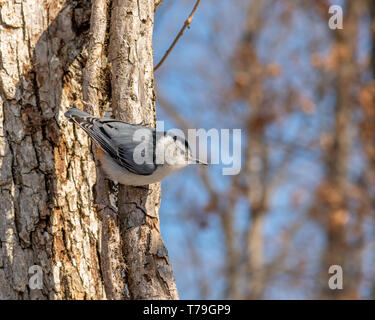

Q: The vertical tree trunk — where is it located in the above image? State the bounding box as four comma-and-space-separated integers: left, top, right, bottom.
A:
0, 0, 105, 299
317, 0, 364, 299
360, 0, 375, 299
236, 1, 269, 299
109, 0, 179, 300
0, 0, 177, 300
82, 0, 125, 300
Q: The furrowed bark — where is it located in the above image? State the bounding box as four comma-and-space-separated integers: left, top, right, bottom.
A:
82, 0, 125, 299
0, 0, 176, 300
109, 0, 179, 299
0, 0, 106, 299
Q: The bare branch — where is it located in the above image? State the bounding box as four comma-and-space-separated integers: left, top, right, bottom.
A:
154, 0, 202, 71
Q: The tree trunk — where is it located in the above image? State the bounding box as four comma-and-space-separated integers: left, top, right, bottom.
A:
238, 1, 269, 299
317, 0, 365, 299
0, 0, 177, 300
360, 0, 375, 299
0, 0, 105, 299
109, 0, 179, 300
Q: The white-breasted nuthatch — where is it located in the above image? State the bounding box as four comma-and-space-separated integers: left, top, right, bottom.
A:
65, 107, 206, 186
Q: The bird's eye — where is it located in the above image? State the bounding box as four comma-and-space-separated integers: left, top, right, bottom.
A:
173, 136, 177, 142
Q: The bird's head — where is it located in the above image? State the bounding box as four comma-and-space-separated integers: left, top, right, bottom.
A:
156, 133, 207, 168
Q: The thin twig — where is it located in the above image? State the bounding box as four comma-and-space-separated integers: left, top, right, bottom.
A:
154, 0, 202, 71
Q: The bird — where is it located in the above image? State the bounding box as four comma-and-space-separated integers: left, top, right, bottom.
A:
64, 107, 206, 186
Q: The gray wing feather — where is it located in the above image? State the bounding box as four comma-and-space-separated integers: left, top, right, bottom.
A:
65, 108, 157, 175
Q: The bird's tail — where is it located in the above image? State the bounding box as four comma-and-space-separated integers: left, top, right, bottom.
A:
64, 107, 102, 145
64, 107, 92, 122
64, 107, 101, 132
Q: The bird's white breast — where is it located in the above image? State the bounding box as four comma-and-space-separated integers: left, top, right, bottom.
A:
100, 152, 186, 186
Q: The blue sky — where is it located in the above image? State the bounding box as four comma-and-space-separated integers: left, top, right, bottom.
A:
152, 0, 374, 299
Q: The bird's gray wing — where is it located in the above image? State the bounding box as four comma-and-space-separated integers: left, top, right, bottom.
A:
66, 108, 157, 175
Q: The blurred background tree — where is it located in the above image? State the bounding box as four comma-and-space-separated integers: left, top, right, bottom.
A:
154, 0, 375, 299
